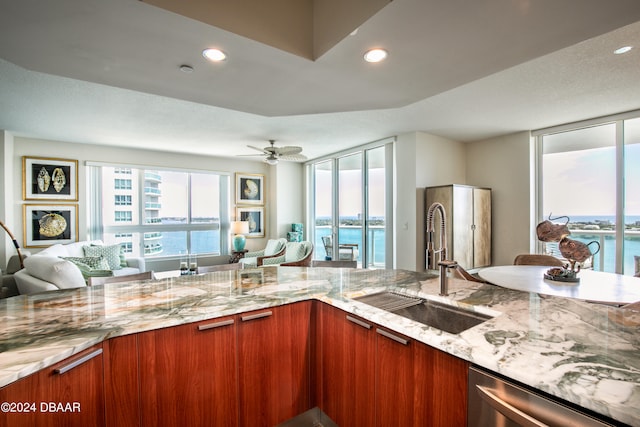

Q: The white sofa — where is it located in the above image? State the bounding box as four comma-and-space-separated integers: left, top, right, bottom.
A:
14, 240, 145, 295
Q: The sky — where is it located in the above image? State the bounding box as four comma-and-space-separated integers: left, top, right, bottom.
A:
543, 140, 640, 217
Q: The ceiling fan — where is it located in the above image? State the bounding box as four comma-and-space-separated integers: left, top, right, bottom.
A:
242, 140, 307, 165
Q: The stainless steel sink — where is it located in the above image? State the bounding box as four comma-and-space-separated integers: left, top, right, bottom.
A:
353, 291, 492, 334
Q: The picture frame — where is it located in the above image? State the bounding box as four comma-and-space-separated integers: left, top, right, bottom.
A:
24, 204, 78, 247
235, 173, 264, 205
23, 156, 78, 201
236, 206, 265, 238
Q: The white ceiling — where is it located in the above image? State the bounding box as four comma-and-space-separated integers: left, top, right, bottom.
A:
1, 0, 640, 161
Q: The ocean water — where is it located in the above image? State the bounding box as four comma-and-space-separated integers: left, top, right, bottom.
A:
314, 227, 385, 265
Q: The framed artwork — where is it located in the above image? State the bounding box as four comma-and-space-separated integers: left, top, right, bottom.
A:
24, 204, 78, 247
236, 206, 265, 238
23, 156, 78, 201
235, 173, 264, 205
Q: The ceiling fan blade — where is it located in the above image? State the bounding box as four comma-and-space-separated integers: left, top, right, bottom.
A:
247, 145, 268, 154
279, 153, 308, 161
275, 146, 302, 156
237, 153, 265, 157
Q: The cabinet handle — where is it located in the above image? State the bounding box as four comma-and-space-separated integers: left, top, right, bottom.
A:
476, 385, 549, 427
54, 348, 103, 375
346, 315, 371, 330
198, 319, 234, 331
376, 328, 408, 345
241, 311, 273, 322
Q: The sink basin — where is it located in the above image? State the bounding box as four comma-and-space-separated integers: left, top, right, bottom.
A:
353, 291, 492, 334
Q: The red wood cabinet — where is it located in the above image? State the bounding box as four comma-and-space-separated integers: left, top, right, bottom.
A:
318, 302, 469, 427
237, 301, 312, 427
104, 334, 140, 427
138, 315, 238, 427
0, 344, 105, 427
318, 303, 376, 426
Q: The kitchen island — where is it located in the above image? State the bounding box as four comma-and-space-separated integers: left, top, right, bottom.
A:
1, 267, 639, 425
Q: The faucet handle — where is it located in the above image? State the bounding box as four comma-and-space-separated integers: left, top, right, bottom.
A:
438, 260, 458, 268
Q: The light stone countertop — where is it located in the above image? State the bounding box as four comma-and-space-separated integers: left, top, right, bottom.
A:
1, 267, 639, 425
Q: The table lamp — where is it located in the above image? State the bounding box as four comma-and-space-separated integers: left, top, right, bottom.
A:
231, 221, 250, 252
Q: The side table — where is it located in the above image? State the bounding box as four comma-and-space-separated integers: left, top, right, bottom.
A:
229, 250, 248, 264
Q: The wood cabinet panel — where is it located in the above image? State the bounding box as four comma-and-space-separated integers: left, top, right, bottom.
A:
375, 327, 416, 426
0, 344, 105, 427
237, 302, 312, 427
319, 303, 376, 426
138, 316, 238, 427
414, 342, 469, 427
104, 334, 140, 427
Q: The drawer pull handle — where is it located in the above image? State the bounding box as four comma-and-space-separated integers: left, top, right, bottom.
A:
476, 385, 549, 427
54, 348, 103, 375
346, 315, 371, 329
376, 328, 408, 345
241, 311, 273, 321
198, 319, 235, 331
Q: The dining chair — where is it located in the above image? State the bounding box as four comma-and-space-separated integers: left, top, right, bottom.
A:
513, 254, 565, 267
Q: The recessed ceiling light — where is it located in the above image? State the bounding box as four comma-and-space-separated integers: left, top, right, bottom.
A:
179, 64, 194, 73
202, 48, 227, 62
364, 48, 388, 63
614, 46, 632, 55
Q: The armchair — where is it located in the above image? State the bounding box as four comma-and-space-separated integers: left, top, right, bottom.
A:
260, 241, 314, 267
240, 238, 287, 268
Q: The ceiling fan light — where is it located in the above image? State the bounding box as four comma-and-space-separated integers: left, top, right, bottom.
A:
265, 157, 278, 165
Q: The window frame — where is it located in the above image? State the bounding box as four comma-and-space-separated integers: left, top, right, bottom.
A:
88, 162, 231, 259
533, 108, 640, 274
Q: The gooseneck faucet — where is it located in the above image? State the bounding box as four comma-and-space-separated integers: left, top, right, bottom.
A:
426, 202, 457, 296
426, 202, 448, 270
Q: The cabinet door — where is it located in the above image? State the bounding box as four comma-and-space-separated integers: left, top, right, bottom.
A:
237, 302, 312, 427
473, 187, 492, 268
414, 342, 469, 427
138, 316, 238, 427
104, 334, 140, 427
452, 185, 474, 269
375, 327, 417, 426
319, 303, 376, 426
0, 344, 105, 427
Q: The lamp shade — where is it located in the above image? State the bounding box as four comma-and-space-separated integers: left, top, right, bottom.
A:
231, 221, 250, 234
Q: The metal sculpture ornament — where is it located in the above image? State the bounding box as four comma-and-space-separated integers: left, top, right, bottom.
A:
536, 214, 600, 282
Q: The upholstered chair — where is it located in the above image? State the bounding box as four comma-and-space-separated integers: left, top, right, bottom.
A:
259, 241, 314, 267
240, 238, 287, 268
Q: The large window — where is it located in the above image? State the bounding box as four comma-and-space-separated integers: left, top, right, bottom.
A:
308, 140, 393, 268
536, 112, 640, 275
89, 164, 230, 258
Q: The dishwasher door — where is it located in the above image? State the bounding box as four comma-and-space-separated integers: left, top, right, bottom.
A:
468, 366, 614, 427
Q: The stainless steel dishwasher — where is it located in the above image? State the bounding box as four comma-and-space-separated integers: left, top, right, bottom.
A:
468, 366, 616, 426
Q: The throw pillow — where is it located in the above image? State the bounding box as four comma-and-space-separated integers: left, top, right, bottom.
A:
62, 256, 113, 280
84, 244, 123, 270
285, 242, 307, 262
23, 256, 86, 289
264, 239, 282, 256
62, 256, 111, 270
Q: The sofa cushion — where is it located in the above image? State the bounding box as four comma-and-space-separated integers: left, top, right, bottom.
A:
23, 256, 86, 289
84, 244, 123, 270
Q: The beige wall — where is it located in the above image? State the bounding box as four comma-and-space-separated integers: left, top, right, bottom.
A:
466, 131, 532, 266
0, 135, 304, 269
394, 131, 466, 271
